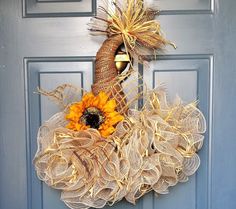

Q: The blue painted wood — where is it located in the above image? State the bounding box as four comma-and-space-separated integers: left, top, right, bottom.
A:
211, 1, 236, 209
23, 0, 97, 17
146, 0, 213, 13
1, 0, 236, 209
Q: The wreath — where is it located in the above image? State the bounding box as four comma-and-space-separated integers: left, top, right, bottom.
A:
34, 1, 206, 209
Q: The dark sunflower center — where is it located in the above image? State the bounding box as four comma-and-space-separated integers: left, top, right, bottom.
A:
80, 107, 104, 129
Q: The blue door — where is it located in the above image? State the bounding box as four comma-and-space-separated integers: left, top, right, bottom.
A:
0, 0, 236, 209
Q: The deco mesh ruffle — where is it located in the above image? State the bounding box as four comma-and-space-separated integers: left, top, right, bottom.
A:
34, 83, 206, 209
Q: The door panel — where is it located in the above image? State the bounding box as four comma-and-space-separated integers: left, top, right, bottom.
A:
147, 0, 212, 12
1, 0, 236, 209
23, 0, 96, 17
25, 57, 95, 209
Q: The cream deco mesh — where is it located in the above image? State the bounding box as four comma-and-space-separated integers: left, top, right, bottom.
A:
33, 1, 206, 209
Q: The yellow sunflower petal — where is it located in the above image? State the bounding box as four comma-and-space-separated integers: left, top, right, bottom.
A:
91, 97, 99, 106
102, 99, 117, 112
100, 126, 115, 138
70, 102, 83, 111
82, 92, 95, 104
107, 115, 124, 125
66, 111, 82, 120
76, 105, 84, 112
97, 91, 109, 107
66, 122, 76, 130
106, 111, 121, 118
75, 123, 89, 131
75, 123, 82, 130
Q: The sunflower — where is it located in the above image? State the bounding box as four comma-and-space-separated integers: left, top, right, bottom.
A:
65, 91, 124, 137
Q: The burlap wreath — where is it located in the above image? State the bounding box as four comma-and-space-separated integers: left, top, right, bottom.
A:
34, 1, 206, 209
